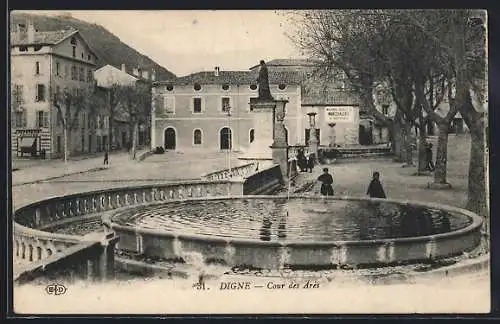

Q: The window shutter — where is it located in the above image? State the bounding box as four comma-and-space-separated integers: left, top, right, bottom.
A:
164, 96, 174, 114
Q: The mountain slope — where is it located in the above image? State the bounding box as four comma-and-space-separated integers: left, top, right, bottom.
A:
10, 12, 176, 80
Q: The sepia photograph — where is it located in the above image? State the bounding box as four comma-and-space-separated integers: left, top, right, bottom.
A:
9, 9, 490, 315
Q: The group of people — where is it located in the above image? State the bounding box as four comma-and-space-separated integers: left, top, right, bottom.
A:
317, 168, 387, 199
296, 149, 315, 173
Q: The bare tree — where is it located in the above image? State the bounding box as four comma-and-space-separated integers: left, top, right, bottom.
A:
115, 82, 151, 160
52, 85, 103, 163
287, 9, 488, 216
398, 9, 488, 215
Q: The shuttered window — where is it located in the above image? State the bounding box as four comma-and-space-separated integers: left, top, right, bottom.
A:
163, 96, 175, 114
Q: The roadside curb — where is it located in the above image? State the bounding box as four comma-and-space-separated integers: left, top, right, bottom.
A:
13, 167, 108, 187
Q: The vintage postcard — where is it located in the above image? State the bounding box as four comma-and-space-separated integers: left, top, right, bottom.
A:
10, 9, 490, 315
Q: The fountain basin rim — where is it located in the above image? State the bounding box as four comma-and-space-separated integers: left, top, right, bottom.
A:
12, 179, 243, 241
105, 194, 484, 247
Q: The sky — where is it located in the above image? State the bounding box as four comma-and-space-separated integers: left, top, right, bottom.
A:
18, 10, 303, 76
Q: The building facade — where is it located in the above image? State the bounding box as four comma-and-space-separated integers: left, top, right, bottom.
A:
11, 22, 99, 159
150, 59, 399, 153
151, 70, 305, 153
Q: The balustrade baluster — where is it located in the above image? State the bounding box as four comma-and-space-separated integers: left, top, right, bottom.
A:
35, 208, 41, 227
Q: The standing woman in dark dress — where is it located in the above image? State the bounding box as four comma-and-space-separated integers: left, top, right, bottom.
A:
317, 168, 334, 196
366, 171, 386, 198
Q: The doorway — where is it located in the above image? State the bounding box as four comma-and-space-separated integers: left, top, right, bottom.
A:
359, 125, 373, 145
164, 127, 176, 150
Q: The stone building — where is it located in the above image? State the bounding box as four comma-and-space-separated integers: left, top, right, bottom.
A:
151, 69, 304, 153
10, 22, 99, 159
150, 59, 397, 153
259, 59, 391, 147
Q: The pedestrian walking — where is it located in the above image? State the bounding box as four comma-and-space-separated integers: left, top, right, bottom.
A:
104, 150, 109, 165
366, 171, 386, 198
317, 168, 334, 196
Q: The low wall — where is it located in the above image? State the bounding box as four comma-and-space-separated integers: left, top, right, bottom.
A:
243, 164, 284, 195
105, 196, 483, 270
13, 180, 245, 282
202, 162, 258, 181
14, 236, 118, 284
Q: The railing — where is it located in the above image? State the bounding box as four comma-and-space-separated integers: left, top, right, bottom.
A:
13, 180, 246, 265
13, 167, 290, 283
14, 237, 117, 284
243, 164, 284, 195
202, 162, 259, 181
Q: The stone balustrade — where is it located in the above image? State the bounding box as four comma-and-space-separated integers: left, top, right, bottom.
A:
13, 180, 246, 267
202, 162, 259, 181
243, 164, 284, 195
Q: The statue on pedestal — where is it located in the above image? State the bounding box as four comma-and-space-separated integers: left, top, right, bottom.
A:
256, 60, 274, 101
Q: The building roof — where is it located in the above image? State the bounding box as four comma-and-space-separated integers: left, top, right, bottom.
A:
249, 58, 321, 70
94, 64, 138, 88
10, 27, 78, 46
301, 89, 361, 106
154, 70, 305, 86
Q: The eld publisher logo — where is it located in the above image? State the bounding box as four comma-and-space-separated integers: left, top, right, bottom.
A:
45, 283, 67, 296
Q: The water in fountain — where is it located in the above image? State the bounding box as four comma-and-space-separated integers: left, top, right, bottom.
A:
113, 198, 470, 242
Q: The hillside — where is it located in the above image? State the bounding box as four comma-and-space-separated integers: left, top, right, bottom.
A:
10, 12, 176, 80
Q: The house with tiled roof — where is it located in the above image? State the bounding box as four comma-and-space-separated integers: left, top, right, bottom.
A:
10, 21, 102, 159
151, 67, 304, 152
150, 58, 396, 153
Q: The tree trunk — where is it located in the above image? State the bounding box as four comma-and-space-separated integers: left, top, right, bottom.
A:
108, 113, 113, 152
392, 112, 404, 162
466, 124, 487, 217
403, 121, 414, 166
434, 122, 450, 184
131, 121, 138, 160
63, 126, 68, 164
108, 90, 114, 152
417, 123, 428, 174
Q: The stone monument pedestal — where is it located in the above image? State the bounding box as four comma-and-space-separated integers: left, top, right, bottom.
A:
271, 100, 289, 178
241, 99, 276, 161
241, 98, 290, 180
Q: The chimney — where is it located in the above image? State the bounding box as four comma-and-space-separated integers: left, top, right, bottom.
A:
214, 66, 220, 77
27, 21, 35, 43
121, 64, 126, 72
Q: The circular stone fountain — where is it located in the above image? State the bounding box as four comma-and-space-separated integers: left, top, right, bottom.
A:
104, 195, 483, 270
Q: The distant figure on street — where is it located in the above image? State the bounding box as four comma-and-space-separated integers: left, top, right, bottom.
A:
425, 143, 435, 171
297, 149, 307, 172
317, 168, 334, 196
104, 150, 109, 165
366, 171, 386, 198
306, 153, 315, 173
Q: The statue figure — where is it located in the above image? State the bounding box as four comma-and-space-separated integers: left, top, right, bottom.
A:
256, 60, 274, 101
